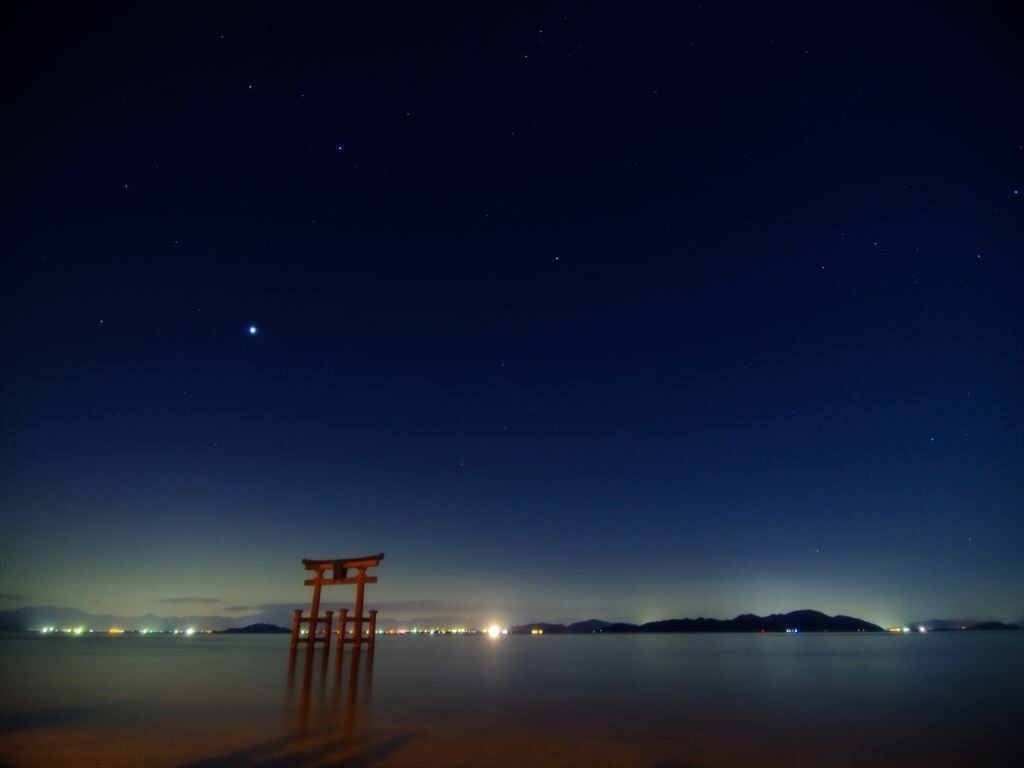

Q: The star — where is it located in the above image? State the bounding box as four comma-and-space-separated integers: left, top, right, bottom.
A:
247, 325, 258, 336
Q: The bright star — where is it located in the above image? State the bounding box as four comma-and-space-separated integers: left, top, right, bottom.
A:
248, 325, 258, 336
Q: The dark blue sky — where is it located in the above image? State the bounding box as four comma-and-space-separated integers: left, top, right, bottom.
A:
3, 2, 1021, 628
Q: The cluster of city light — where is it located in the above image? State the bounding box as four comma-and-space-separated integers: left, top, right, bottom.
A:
382, 627, 478, 635
888, 626, 931, 633
37, 627, 212, 635
38, 626, 85, 635
374, 625, 514, 636
32, 622, 954, 637
39, 622, 516, 637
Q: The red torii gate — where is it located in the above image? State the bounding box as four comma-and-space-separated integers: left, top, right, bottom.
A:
289, 553, 383, 666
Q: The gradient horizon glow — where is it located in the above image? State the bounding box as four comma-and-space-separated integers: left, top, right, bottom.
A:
3, 3, 1021, 632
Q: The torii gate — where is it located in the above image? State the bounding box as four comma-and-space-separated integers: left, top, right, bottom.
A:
289, 553, 383, 665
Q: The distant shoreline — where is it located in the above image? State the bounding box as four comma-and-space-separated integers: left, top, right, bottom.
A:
2, 606, 1020, 635
507, 611, 1022, 635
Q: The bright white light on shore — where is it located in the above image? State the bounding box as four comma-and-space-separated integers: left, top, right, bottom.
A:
185, 627, 196, 636
487, 625, 501, 638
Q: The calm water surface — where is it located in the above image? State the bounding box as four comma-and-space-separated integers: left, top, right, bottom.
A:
1, 631, 1021, 767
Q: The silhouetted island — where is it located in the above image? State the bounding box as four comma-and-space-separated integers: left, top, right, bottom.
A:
510, 610, 883, 634
219, 623, 291, 634
968, 621, 1022, 631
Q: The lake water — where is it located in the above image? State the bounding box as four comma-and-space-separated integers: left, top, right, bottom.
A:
1, 631, 1021, 767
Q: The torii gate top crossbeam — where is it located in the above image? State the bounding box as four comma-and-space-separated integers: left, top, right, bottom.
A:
301, 553, 384, 581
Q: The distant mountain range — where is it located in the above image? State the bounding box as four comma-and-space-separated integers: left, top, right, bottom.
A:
510, 610, 884, 634
909, 618, 1022, 632
1, 605, 1019, 634
219, 623, 291, 634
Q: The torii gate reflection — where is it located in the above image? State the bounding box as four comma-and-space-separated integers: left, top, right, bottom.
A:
286, 553, 383, 755
288, 630, 375, 741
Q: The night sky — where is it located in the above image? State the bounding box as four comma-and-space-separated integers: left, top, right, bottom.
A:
3, 3, 1022, 630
